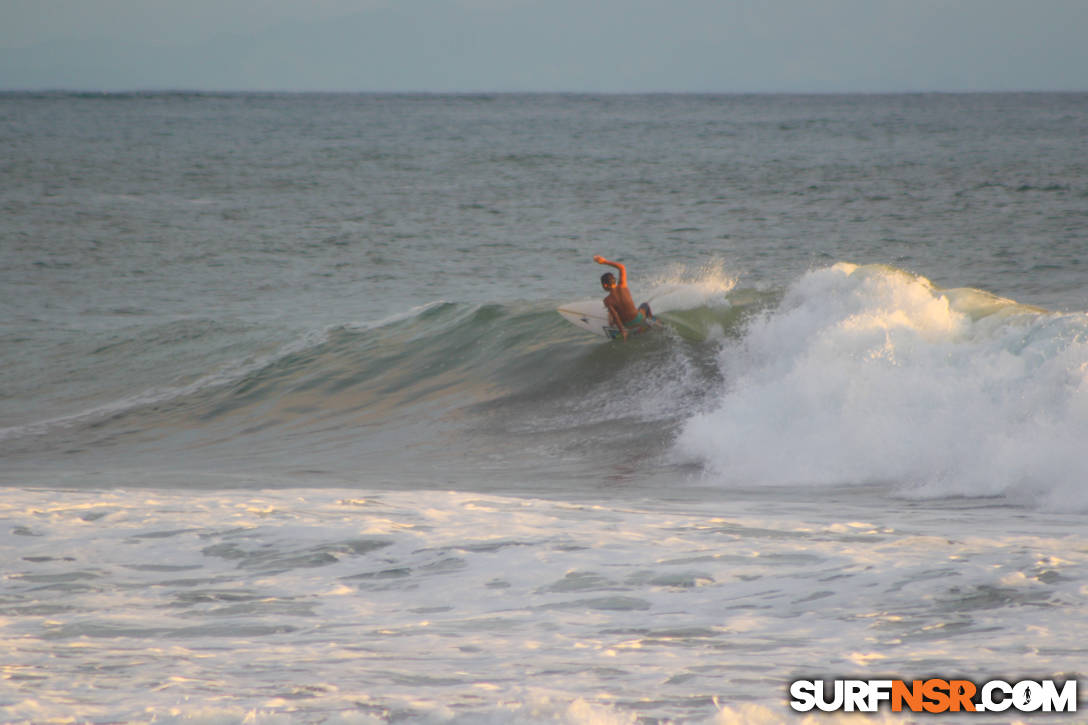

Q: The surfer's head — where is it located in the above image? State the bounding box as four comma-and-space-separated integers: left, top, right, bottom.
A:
600, 273, 616, 290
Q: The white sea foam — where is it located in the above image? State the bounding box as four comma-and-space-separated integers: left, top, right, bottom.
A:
676, 263, 1088, 511
2, 486, 1084, 723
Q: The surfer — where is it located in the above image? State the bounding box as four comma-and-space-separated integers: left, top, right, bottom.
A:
594, 255, 653, 340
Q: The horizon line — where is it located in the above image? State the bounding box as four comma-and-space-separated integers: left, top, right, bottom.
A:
3, 87, 1087, 96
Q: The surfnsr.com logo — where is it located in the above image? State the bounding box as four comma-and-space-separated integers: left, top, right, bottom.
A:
789, 679, 1078, 714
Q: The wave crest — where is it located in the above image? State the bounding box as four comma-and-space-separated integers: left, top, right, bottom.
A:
676, 263, 1088, 511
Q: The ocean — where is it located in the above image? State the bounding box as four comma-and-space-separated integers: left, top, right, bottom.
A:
1, 92, 1087, 724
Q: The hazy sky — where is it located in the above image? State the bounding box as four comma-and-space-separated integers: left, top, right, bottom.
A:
1, 0, 1086, 92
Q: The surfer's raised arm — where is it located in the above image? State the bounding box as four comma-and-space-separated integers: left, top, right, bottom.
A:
593, 255, 627, 286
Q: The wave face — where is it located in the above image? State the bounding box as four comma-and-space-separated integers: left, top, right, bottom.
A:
0, 266, 747, 490
5, 260, 1088, 510
676, 263, 1088, 511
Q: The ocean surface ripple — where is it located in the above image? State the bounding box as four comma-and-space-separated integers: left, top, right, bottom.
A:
2, 92, 1087, 723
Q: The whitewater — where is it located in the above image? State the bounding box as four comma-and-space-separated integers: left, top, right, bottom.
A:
2, 92, 1087, 723
677, 262, 1088, 510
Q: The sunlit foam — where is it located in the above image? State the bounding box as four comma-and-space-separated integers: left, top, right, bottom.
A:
642, 258, 738, 313
675, 263, 1088, 511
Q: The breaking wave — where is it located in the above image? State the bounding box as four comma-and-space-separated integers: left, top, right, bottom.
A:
676, 263, 1088, 511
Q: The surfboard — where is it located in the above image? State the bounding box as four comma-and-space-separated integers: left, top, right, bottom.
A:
557, 299, 657, 339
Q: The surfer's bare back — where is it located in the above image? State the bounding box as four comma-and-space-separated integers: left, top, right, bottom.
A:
594, 255, 653, 340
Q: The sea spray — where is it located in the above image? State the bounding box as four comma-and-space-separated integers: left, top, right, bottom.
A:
644, 258, 739, 314
676, 263, 1088, 511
